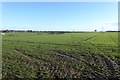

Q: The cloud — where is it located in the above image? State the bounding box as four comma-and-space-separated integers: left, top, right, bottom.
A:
95, 22, 118, 31
106, 22, 118, 26
104, 22, 118, 31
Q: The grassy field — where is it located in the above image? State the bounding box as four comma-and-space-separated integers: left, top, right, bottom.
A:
2, 32, 120, 79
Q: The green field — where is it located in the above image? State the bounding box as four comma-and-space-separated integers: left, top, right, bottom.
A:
2, 32, 120, 79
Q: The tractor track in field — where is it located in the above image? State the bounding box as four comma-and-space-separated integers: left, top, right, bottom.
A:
110, 36, 118, 45
14, 48, 51, 68
4, 40, 81, 46
14, 48, 40, 67
49, 49, 120, 78
82, 35, 98, 42
3, 35, 99, 47
49, 50, 79, 61
7, 46, 120, 79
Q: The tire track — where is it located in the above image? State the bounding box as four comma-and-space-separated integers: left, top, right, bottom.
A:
14, 48, 40, 67
49, 50, 80, 61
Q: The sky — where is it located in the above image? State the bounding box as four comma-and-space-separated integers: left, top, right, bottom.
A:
1, 2, 118, 31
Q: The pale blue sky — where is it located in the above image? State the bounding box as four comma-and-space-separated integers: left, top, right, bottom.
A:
1, 2, 118, 31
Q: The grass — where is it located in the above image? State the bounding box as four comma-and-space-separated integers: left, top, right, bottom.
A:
2, 32, 120, 79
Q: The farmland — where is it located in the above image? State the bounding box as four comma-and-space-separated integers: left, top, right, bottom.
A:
2, 32, 120, 79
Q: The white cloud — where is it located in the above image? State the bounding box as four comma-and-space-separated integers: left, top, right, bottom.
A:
94, 22, 118, 31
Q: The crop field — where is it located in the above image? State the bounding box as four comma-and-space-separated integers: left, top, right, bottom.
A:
2, 32, 120, 79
